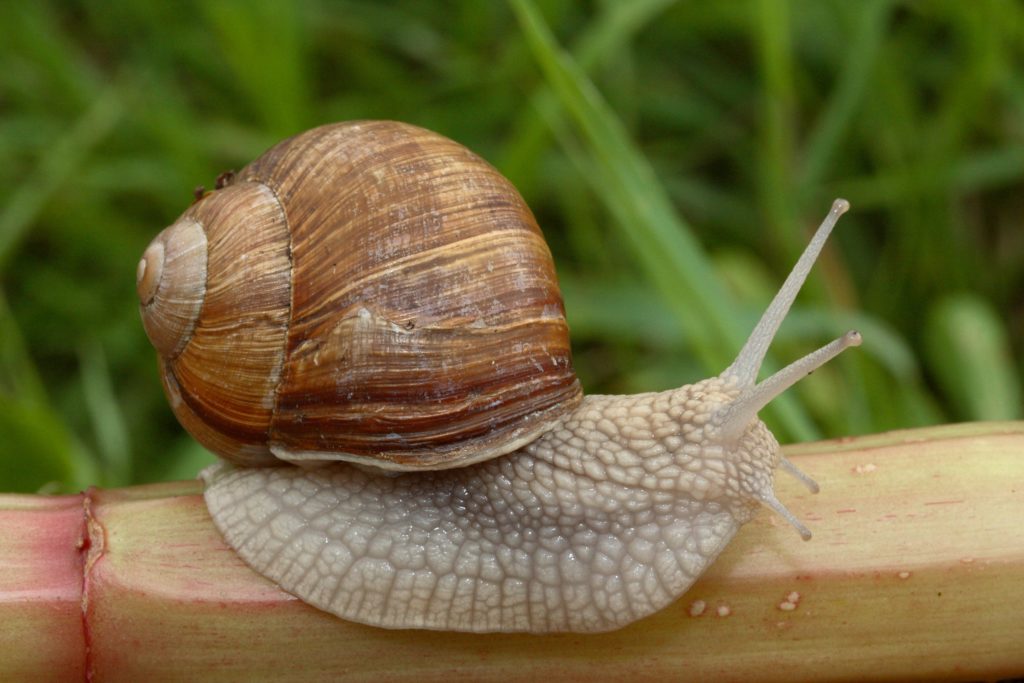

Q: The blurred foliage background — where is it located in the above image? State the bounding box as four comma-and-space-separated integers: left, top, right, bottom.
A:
1, 0, 1021, 493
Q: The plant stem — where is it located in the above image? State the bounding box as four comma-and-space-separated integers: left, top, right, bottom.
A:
2, 423, 1022, 681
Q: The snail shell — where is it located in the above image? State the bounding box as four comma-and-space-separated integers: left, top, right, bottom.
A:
137, 121, 582, 470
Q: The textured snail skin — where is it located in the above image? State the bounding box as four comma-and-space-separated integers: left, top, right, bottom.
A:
203, 383, 772, 632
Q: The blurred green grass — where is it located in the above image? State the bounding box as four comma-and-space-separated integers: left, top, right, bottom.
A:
1, 0, 1021, 492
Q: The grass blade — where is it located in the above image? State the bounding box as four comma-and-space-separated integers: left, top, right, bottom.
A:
80, 342, 132, 486
508, 0, 819, 440
0, 84, 122, 268
799, 0, 895, 190
925, 293, 1022, 421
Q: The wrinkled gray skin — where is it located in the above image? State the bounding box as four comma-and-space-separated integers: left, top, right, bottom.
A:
202, 378, 779, 633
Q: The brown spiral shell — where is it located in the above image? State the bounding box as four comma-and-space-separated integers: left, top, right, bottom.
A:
137, 121, 582, 470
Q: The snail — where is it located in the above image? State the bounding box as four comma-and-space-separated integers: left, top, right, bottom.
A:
136, 120, 860, 633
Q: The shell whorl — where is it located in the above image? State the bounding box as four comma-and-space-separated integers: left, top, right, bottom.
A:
137, 218, 208, 359
140, 181, 293, 464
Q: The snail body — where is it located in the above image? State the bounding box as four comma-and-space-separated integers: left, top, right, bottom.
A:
138, 121, 859, 633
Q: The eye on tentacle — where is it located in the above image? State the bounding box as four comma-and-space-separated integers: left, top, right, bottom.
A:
721, 198, 852, 388
710, 199, 861, 540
